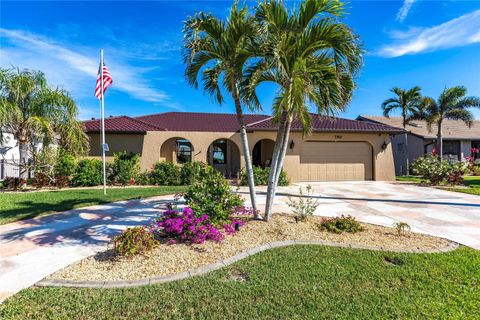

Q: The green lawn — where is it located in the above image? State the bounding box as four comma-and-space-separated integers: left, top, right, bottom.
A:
463, 175, 480, 188
395, 175, 423, 183
1, 245, 478, 319
397, 175, 480, 195
0, 186, 186, 225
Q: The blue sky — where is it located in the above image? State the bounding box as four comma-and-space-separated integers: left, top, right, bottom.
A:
1, 0, 479, 120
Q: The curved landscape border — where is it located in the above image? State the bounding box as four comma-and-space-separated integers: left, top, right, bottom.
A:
36, 239, 459, 289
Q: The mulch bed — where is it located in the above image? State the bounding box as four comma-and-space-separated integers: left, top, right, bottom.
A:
48, 214, 451, 282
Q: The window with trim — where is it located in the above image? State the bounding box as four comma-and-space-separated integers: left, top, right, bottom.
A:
212, 140, 227, 164
176, 140, 192, 163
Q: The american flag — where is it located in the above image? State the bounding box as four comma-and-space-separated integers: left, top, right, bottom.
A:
94, 63, 112, 99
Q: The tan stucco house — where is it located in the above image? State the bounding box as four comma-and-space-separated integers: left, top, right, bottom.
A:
83, 112, 402, 182
358, 115, 480, 175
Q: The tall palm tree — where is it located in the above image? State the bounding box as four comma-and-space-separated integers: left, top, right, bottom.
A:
245, 0, 363, 221
183, 2, 260, 215
0, 68, 89, 180
381, 86, 422, 174
420, 86, 480, 160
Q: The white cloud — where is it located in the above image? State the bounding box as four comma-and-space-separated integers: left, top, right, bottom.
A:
379, 9, 480, 57
396, 0, 416, 23
0, 28, 170, 103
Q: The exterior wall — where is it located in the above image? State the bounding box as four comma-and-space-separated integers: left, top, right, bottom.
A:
460, 140, 472, 160
0, 133, 20, 160
87, 130, 396, 182
390, 133, 425, 175
87, 133, 145, 157
140, 131, 245, 172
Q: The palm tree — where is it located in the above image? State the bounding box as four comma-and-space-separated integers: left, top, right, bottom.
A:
381, 86, 422, 174
183, 2, 261, 215
0, 68, 89, 180
420, 86, 480, 160
245, 0, 363, 221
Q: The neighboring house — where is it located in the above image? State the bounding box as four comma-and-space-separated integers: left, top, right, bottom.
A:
83, 112, 402, 182
0, 133, 21, 180
357, 115, 480, 175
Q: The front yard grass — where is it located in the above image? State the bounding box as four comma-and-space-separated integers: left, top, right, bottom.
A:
0, 186, 186, 225
397, 175, 480, 196
0, 245, 478, 319
395, 175, 423, 183
463, 175, 480, 187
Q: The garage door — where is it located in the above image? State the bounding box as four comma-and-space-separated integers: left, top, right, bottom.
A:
299, 142, 372, 181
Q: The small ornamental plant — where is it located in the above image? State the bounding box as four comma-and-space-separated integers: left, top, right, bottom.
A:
319, 215, 364, 234
393, 221, 411, 236
113, 226, 157, 257
287, 185, 319, 222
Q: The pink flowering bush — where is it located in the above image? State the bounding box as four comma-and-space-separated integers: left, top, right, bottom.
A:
148, 206, 252, 244
152, 207, 224, 244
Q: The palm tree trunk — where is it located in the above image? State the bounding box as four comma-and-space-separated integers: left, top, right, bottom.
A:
232, 85, 258, 217
18, 140, 29, 181
402, 114, 409, 175
274, 116, 292, 185
263, 111, 289, 222
437, 120, 443, 162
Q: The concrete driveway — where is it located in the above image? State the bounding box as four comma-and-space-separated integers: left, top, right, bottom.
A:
247, 181, 480, 250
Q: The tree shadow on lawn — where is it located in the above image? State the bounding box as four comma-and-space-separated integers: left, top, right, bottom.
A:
0, 199, 172, 247
0, 197, 117, 224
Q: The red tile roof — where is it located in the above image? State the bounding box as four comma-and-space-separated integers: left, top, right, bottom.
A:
136, 112, 270, 132
247, 114, 404, 133
83, 112, 403, 134
82, 116, 165, 133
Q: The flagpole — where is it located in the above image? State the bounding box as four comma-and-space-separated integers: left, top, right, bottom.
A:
100, 49, 107, 195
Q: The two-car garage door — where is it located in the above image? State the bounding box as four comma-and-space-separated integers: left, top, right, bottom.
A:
299, 141, 373, 181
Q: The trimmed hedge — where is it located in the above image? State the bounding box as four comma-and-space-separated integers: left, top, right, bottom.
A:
240, 166, 289, 186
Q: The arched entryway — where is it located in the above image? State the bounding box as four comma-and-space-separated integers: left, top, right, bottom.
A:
160, 138, 194, 164
207, 139, 240, 178
252, 139, 275, 168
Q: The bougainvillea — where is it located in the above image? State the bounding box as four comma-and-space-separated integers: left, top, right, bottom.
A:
152, 207, 224, 244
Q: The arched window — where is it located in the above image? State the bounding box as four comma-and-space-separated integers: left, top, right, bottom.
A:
212, 140, 227, 164
176, 139, 192, 163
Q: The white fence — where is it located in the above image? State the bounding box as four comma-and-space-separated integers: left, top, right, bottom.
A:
0, 160, 22, 180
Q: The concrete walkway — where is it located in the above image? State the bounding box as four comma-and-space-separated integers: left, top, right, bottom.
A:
1, 182, 479, 302
0, 195, 173, 302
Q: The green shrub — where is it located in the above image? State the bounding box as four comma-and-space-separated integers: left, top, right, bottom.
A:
54, 148, 76, 177
113, 227, 157, 257
411, 154, 447, 185
135, 171, 152, 185
411, 154, 468, 185
150, 161, 181, 185
180, 161, 204, 185
446, 162, 468, 185
319, 215, 364, 234
240, 166, 289, 186
53, 148, 76, 187
111, 151, 140, 185
184, 164, 244, 224
71, 158, 103, 186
